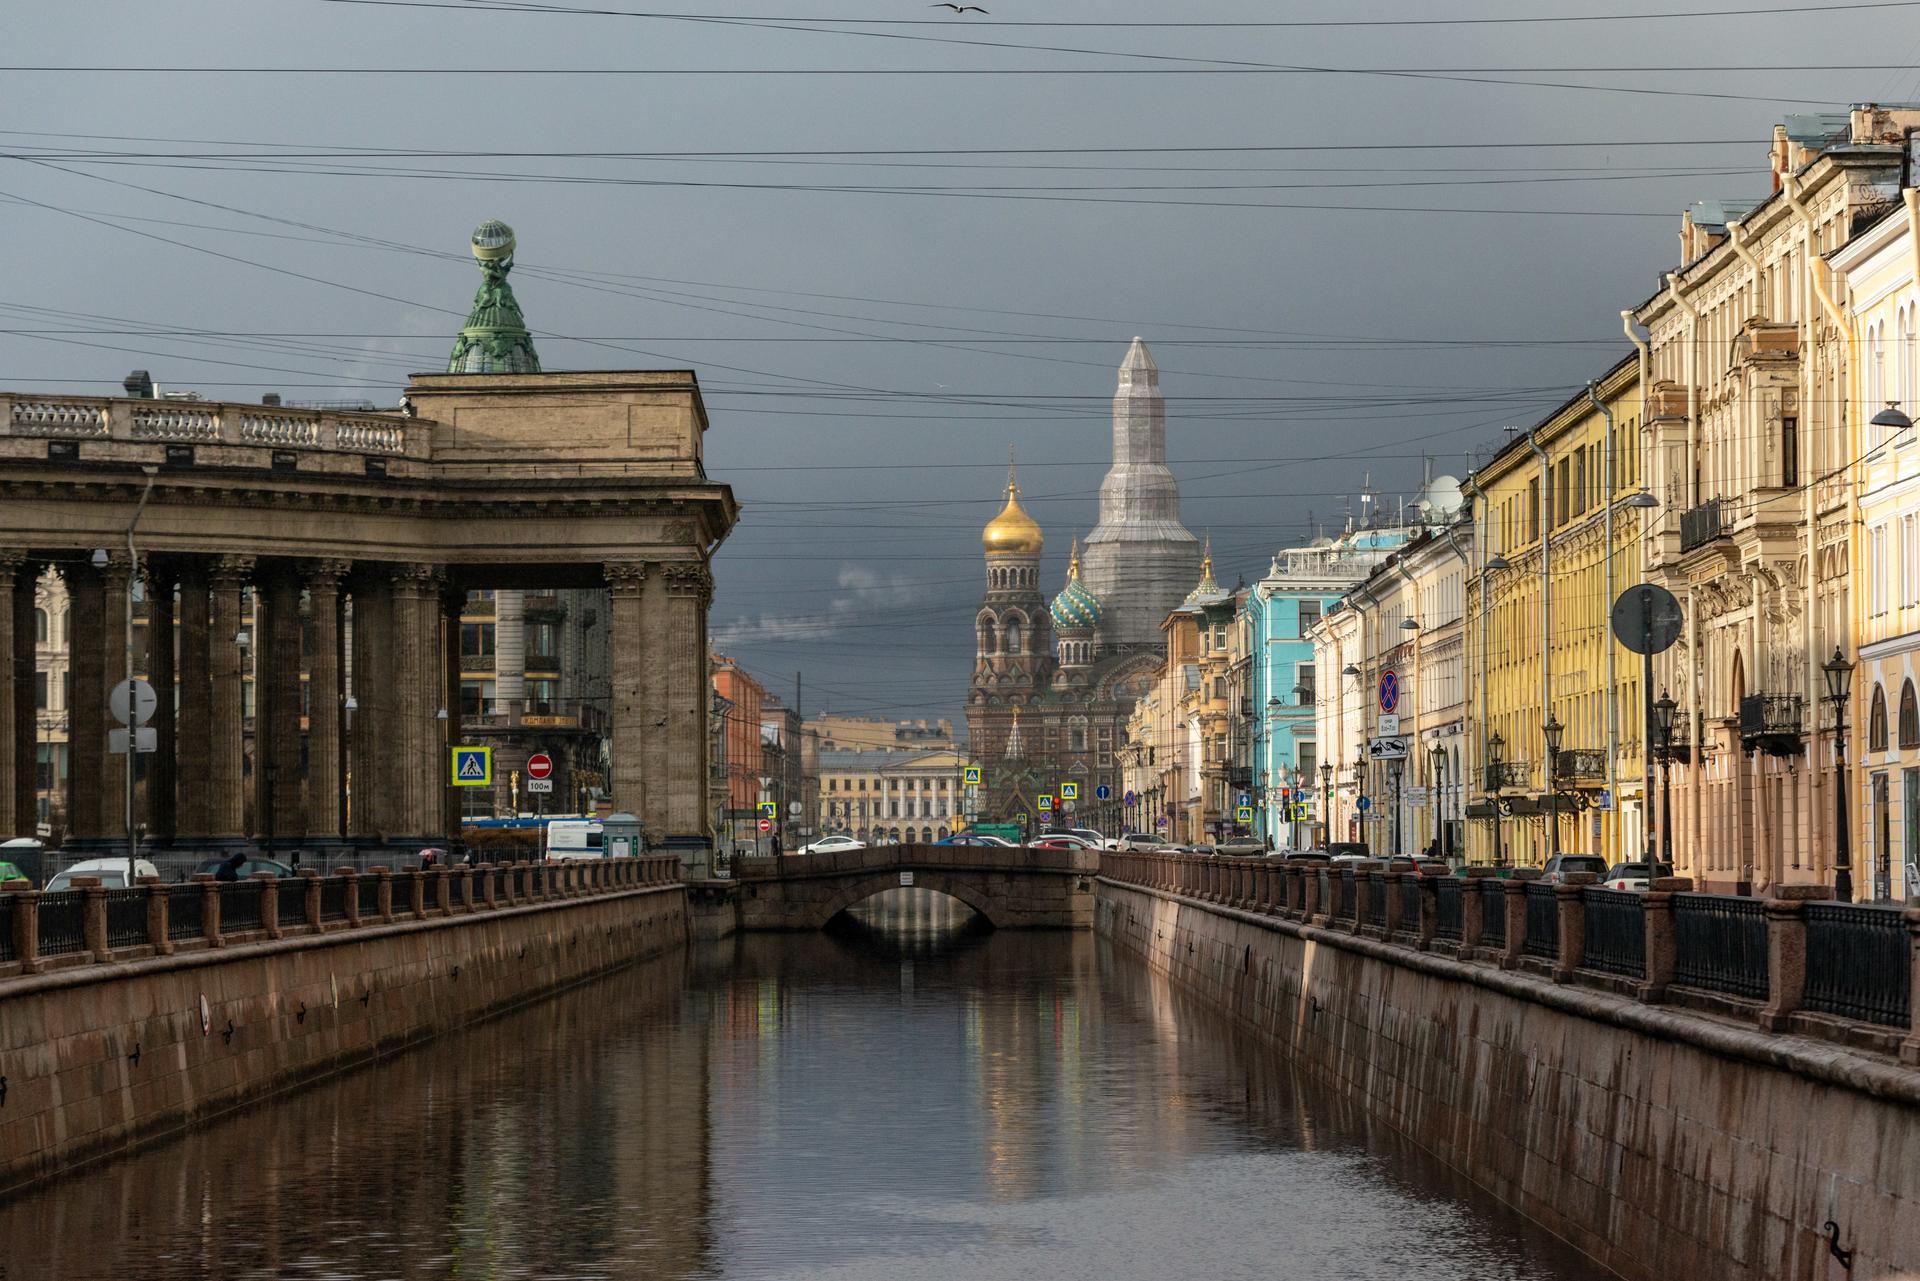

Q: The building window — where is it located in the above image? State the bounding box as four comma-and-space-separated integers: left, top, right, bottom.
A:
33, 608, 46, 643
1004, 619, 1023, 654
460, 622, 495, 659
1781, 415, 1798, 486
1296, 662, 1316, 705
1298, 598, 1321, 636
34, 672, 47, 711
528, 678, 557, 715
1902, 681, 1920, 751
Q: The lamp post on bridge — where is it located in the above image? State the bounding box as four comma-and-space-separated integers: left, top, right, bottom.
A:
1823, 648, 1856, 903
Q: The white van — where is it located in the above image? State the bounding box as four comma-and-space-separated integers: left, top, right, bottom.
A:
543, 820, 605, 860
45, 857, 161, 891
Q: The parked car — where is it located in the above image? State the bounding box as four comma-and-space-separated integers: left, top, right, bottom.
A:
1602, 860, 1675, 892
797, 834, 866, 855
1325, 842, 1370, 860
192, 856, 295, 881
1389, 856, 1449, 878
44, 858, 161, 891
1031, 836, 1088, 850
1214, 841, 1266, 856
1117, 832, 1167, 851
936, 833, 1012, 846
1540, 854, 1609, 885
1063, 828, 1105, 847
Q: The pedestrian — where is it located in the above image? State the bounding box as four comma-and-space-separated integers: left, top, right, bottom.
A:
214, 850, 245, 882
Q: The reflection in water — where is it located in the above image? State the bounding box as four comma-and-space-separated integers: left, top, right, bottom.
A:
2, 891, 1605, 1280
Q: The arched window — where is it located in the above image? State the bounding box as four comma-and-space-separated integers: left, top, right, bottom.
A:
1900, 681, 1919, 750
1870, 685, 1888, 752
979, 616, 997, 654
33, 609, 46, 643
920, 826, 933, 843
1004, 618, 1023, 654
938, 827, 950, 840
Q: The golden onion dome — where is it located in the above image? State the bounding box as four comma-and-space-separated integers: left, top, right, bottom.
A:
983, 456, 1043, 558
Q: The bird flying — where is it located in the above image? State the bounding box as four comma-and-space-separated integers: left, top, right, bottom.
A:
930, 3, 988, 11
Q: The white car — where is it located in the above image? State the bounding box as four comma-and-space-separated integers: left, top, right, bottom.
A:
797, 835, 866, 856
45, 857, 160, 891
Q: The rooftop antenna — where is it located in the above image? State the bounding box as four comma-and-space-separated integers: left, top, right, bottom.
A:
1422, 453, 1434, 486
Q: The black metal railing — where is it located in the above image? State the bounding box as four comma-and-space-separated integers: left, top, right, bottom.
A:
104, 887, 148, 950
1739, 693, 1805, 757
1554, 748, 1607, 783
1435, 878, 1463, 941
1802, 904, 1911, 1027
167, 883, 204, 940
38, 890, 86, 955
1338, 869, 1358, 923
1679, 496, 1724, 551
320, 877, 350, 922
390, 872, 418, 916
358, 874, 382, 920
1365, 876, 1388, 927
1523, 882, 1560, 958
1399, 876, 1421, 934
223, 881, 265, 934
1484, 760, 1531, 791
0, 894, 15, 961
1480, 880, 1508, 947
1673, 893, 1768, 999
531, 865, 547, 897
1582, 889, 1646, 978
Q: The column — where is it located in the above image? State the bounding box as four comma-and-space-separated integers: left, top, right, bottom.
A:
208, 556, 252, 841
147, 561, 177, 843
0, 552, 22, 836
664, 563, 715, 842
306, 560, 349, 845
605, 561, 649, 827
349, 568, 393, 840
253, 564, 306, 848
175, 562, 212, 839
98, 556, 132, 845
64, 564, 105, 840
442, 584, 462, 837
391, 564, 443, 841
9, 561, 33, 836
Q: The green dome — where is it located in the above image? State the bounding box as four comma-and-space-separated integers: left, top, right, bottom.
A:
449, 219, 541, 375
1050, 539, 1102, 633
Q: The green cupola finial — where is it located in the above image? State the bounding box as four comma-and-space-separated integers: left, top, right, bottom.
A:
448, 219, 541, 374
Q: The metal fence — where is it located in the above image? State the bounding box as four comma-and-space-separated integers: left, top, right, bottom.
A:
1480, 880, 1507, 947
1672, 893, 1767, 999
1802, 904, 1911, 1027
1399, 876, 1422, 935
1338, 870, 1358, 924
390, 872, 418, 917
1523, 882, 1559, 959
320, 876, 350, 922
38, 890, 86, 955
167, 883, 204, 940
1582, 889, 1646, 978
223, 881, 265, 934
1365, 876, 1387, 928
104, 887, 149, 950
358, 874, 382, 921
1435, 878, 1463, 941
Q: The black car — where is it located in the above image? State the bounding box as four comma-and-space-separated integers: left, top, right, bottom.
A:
192, 856, 296, 881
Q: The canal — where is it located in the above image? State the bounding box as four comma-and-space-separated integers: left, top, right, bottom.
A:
4, 891, 1606, 1279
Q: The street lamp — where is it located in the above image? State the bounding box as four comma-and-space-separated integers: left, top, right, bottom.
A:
1823, 647, 1856, 902
1488, 730, 1506, 867
1319, 761, 1332, 849
1429, 740, 1447, 861
1872, 402, 1914, 439
1652, 689, 1676, 866
1485, 554, 1511, 572
1542, 715, 1564, 862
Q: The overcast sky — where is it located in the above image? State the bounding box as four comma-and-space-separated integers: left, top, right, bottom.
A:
10, 0, 1919, 726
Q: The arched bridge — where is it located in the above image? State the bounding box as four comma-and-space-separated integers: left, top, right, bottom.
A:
727, 844, 1097, 930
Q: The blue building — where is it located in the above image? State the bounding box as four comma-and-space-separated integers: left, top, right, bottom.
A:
1246, 525, 1414, 847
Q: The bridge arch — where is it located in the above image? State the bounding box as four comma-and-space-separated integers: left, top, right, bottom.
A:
731, 844, 1095, 932
814, 870, 1002, 930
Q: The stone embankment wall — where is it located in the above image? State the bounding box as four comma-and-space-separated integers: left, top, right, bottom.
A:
0, 878, 686, 1195
1095, 877, 1920, 1281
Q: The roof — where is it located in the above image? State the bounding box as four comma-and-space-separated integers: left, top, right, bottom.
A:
817, 748, 965, 772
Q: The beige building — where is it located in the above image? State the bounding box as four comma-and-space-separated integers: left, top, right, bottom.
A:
1634, 107, 1920, 894
815, 747, 967, 843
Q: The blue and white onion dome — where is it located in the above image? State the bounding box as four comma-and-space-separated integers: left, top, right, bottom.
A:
1050, 538, 1103, 632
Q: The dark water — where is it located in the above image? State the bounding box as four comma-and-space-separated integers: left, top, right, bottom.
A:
2, 890, 1605, 1280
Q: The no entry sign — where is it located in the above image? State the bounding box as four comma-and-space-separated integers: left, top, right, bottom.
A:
527, 753, 554, 780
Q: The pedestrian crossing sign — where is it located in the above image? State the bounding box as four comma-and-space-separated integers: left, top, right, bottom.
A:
964, 766, 982, 785
1060, 782, 1079, 801
451, 746, 492, 787
758, 800, 777, 819
1038, 794, 1054, 811
1236, 805, 1254, 823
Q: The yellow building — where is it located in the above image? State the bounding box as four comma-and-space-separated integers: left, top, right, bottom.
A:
1467, 355, 1653, 867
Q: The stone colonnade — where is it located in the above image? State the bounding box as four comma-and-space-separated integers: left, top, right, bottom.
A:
0, 552, 711, 853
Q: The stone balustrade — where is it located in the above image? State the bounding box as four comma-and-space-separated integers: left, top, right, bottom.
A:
2, 393, 421, 458
1100, 850, 1920, 1063
0, 856, 681, 980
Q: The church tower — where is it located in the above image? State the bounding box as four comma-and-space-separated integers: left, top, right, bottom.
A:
1050, 536, 1103, 686
969, 455, 1054, 760
1080, 338, 1201, 649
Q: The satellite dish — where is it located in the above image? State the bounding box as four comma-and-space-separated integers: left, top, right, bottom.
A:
1420, 475, 1465, 520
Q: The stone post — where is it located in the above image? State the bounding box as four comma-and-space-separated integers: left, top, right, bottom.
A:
1902, 909, 1920, 1065
1639, 876, 1690, 1003
1346, 865, 1372, 935
1460, 867, 1490, 956
1553, 872, 1598, 983
374, 866, 393, 923
143, 875, 171, 955
1415, 870, 1441, 950
1501, 874, 1534, 970
302, 870, 323, 933
197, 874, 222, 947
74, 876, 108, 962
209, 556, 253, 841
9, 886, 38, 974
456, 864, 473, 912
1758, 884, 1827, 1031
258, 872, 281, 941
482, 863, 498, 910
405, 868, 426, 920
433, 866, 453, 916
337, 868, 359, 926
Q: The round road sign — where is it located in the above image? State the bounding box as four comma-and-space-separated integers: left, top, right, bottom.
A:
1609, 584, 1684, 656
1378, 671, 1399, 714
758, 818, 772, 833
526, 752, 554, 780
110, 678, 157, 727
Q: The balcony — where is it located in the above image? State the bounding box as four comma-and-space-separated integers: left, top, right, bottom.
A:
1679, 497, 1727, 553
1739, 693, 1805, 758
1227, 766, 1253, 790
1553, 747, 1606, 785
1659, 710, 1693, 765
1484, 760, 1531, 792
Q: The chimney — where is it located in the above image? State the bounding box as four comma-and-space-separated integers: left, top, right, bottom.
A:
261, 392, 282, 407
122, 369, 154, 399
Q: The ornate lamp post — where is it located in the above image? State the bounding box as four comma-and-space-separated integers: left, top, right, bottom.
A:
1542, 715, 1564, 863
1429, 740, 1447, 861
1488, 730, 1506, 867
1823, 647, 1856, 902
1319, 762, 1332, 848
1652, 689, 1676, 867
